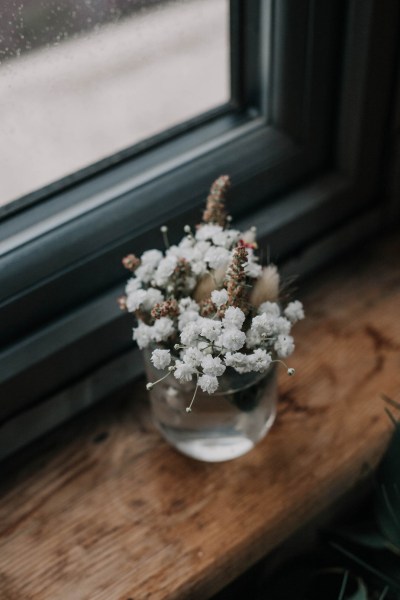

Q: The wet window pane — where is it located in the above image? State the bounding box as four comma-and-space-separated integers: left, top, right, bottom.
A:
0, 0, 230, 206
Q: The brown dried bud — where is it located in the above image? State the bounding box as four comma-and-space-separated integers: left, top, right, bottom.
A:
151, 299, 179, 319
199, 298, 217, 317
175, 258, 191, 278
117, 295, 128, 311
169, 258, 192, 296
122, 254, 140, 271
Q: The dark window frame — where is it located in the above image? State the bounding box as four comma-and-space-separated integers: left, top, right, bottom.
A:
0, 0, 398, 459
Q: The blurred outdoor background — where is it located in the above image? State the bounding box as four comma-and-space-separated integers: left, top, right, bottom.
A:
0, 0, 229, 205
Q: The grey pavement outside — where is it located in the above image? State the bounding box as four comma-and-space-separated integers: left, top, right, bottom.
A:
0, 0, 229, 206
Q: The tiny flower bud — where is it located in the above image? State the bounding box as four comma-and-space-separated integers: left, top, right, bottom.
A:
160, 225, 170, 248
250, 226, 257, 232
146, 383, 153, 390
184, 225, 191, 233
122, 254, 140, 271
186, 407, 192, 413
226, 215, 233, 222
117, 295, 127, 311
168, 365, 175, 372
174, 344, 180, 350
287, 368, 295, 376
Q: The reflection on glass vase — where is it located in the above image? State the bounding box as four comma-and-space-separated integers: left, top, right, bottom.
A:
143, 349, 277, 462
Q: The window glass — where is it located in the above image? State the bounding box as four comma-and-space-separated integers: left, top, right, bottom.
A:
0, 0, 230, 206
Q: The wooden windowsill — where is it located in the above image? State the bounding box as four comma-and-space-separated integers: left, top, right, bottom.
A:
0, 234, 399, 600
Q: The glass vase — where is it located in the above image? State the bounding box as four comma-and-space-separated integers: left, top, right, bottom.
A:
143, 349, 277, 462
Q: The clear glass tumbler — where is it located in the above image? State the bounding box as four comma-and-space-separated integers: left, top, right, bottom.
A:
143, 350, 277, 462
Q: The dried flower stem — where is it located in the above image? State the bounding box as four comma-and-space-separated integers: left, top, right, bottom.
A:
202, 175, 230, 226
223, 244, 250, 313
186, 382, 199, 412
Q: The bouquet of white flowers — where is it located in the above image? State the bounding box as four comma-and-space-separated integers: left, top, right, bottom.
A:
120, 175, 304, 412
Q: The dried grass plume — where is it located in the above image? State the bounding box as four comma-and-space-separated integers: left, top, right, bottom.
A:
249, 264, 280, 306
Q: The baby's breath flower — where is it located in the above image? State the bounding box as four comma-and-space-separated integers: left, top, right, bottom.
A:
182, 347, 203, 368
249, 348, 272, 372
180, 321, 200, 346
174, 360, 196, 382
199, 318, 223, 342
133, 322, 152, 349
151, 349, 172, 370
284, 301, 305, 323
218, 328, 246, 352
126, 289, 147, 312
195, 224, 223, 241
135, 263, 157, 284
201, 355, 226, 377
223, 306, 246, 329
258, 301, 281, 317
251, 313, 277, 336
141, 249, 163, 267
274, 334, 295, 358
212, 229, 240, 249
178, 309, 200, 330
125, 277, 142, 295
211, 288, 228, 308
197, 340, 213, 354
204, 246, 231, 270
224, 352, 252, 373
179, 297, 200, 313
141, 288, 164, 312
274, 317, 292, 336
245, 327, 261, 349
154, 256, 178, 287
198, 374, 219, 394
244, 260, 262, 279
151, 317, 175, 342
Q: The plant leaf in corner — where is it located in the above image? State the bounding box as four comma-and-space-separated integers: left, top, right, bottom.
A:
332, 523, 390, 552
375, 421, 400, 553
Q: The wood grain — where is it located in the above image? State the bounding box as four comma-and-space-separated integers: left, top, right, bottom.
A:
0, 235, 399, 600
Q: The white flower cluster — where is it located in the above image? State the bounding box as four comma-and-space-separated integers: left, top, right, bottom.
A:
122, 175, 305, 410
125, 223, 262, 315
147, 300, 304, 403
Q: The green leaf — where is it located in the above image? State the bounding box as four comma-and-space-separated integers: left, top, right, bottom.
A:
333, 524, 390, 551
337, 570, 368, 600
332, 542, 400, 594
378, 586, 389, 600
263, 563, 368, 600
375, 424, 400, 552
382, 394, 400, 412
